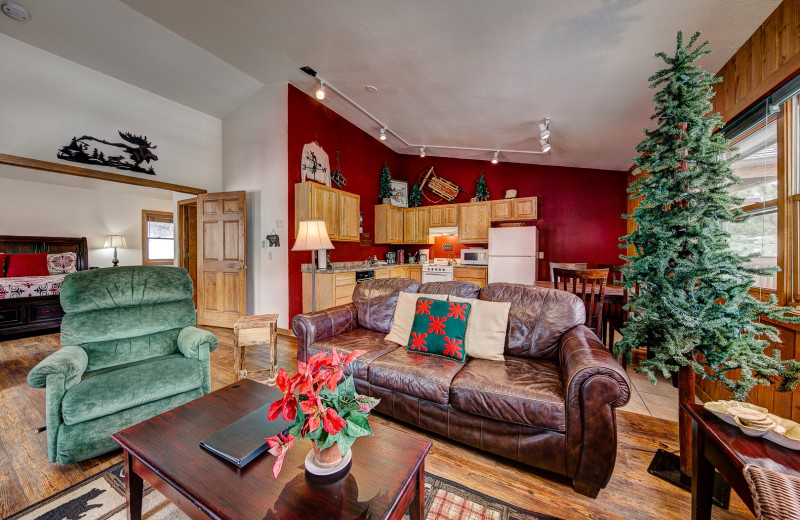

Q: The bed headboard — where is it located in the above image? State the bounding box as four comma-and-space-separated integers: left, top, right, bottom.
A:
0, 235, 89, 272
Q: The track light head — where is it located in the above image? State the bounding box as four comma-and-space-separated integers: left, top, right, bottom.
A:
420, 146, 426, 158
491, 151, 499, 164
540, 140, 551, 153
315, 80, 325, 100
379, 127, 387, 141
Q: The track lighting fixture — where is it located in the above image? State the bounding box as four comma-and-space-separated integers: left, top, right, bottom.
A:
299, 66, 553, 158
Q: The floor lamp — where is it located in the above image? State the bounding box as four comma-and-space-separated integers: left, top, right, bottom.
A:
292, 220, 334, 312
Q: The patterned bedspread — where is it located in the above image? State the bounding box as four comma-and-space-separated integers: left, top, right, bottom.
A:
0, 274, 66, 299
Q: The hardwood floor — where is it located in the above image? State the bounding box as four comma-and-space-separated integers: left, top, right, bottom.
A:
0, 328, 753, 519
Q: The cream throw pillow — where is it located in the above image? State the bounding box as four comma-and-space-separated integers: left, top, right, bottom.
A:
385, 292, 448, 345
449, 295, 510, 361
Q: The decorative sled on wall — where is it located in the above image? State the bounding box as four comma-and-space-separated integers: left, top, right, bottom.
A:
418, 167, 469, 203
57, 132, 158, 175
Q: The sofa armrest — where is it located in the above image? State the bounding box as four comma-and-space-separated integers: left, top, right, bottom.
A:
559, 325, 631, 493
178, 326, 219, 360
292, 303, 358, 362
27, 345, 88, 390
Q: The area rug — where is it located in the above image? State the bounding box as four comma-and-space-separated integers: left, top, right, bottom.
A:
4, 462, 562, 520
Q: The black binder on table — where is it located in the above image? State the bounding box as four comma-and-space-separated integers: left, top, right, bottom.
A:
199, 403, 292, 468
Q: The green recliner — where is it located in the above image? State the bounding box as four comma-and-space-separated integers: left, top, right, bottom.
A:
27, 266, 218, 465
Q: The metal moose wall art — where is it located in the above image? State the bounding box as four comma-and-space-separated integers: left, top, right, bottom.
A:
57, 131, 158, 175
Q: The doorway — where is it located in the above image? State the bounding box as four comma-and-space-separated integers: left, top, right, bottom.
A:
178, 198, 198, 306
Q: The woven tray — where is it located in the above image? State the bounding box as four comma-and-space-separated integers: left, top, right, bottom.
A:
744, 464, 800, 520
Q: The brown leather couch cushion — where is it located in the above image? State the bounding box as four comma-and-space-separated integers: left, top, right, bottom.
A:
307, 329, 400, 380
353, 279, 421, 333
418, 281, 480, 299
368, 348, 466, 405
480, 283, 585, 359
450, 357, 566, 431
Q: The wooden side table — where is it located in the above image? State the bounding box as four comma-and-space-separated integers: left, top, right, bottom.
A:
233, 314, 279, 385
684, 402, 800, 520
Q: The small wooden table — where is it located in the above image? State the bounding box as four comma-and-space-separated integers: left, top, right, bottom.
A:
112, 379, 431, 520
684, 402, 800, 520
233, 314, 278, 383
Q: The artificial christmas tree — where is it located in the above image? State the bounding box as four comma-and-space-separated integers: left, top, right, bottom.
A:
619, 31, 800, 482
379, 163, 393, 203
475, 173, 489, 201
408, 183, 422, 207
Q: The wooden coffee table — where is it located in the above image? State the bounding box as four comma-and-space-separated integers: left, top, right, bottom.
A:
112, 379, 432, 520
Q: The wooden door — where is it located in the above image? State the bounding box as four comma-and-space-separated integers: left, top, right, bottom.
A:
491, 200, 513, 221
177, 199, 198, 306
313, 184, 339, 240
415, 208, 430, 244
443, 205, 458, 226
197, 191, 247, 328
430, 206, 443, 227
388, 205, 404, 244
513, 197, 537, 220
338, 191, 360, 242
458, 202, 490, 243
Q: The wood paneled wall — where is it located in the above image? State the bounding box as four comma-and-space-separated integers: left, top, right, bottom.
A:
712, 0, 800, 123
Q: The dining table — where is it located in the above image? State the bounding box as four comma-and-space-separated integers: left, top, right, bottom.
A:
534, 280, 625, 305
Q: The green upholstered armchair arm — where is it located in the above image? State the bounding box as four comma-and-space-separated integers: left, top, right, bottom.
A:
178, 327, 219, 360
27, 345, 88, 390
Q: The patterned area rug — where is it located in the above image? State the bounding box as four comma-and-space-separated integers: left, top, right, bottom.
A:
4, 462, 562, 520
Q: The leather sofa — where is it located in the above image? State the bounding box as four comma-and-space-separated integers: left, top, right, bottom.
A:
293, 278, 631, 497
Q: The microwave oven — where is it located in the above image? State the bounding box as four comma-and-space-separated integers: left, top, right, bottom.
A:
460, 248, 488, 265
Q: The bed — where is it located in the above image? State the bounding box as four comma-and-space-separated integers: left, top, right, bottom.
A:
0, 235, 88, 340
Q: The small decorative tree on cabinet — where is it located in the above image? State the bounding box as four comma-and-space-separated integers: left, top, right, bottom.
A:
379, 163, 393, 203
475, 173, 489, 201
618, 31, 800, 481
408, 183, 422, 207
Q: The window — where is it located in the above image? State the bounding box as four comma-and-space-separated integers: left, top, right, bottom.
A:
142, 210, 174, 265
725, 116, 779, 292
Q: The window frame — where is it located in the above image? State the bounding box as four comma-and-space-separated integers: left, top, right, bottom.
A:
142, 209, 175, 266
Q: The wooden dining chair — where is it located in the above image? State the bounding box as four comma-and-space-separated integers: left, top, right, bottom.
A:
598, 263, 625, 346
597, 263, 624, 286
552, 268, 608, 339
549, 262, 588, 283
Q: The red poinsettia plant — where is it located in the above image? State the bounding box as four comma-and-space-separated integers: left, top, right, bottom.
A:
265, 348, 380, 477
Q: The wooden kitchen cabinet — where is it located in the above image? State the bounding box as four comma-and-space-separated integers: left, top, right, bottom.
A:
338, 191, 361, 242
403, 207, 433, 244
453, 266, 488, 287
374, 204, 404, 244
430, 205, 458, 227
302, 271, 356, 313
407, 265, 422, 281
458, 201, 491, 243
295, 182, 360, 242
490, 197, 537, 222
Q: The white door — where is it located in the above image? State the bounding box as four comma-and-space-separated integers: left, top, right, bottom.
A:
488, 256, 537, 285
488, 227, 537, 256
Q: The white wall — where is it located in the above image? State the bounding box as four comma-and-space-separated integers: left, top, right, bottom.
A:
222, 83, 289, 328
0, 33, 222, 192
0, 174, 173, 267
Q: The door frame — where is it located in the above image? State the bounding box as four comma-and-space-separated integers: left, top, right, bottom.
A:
177, 198, 198, 305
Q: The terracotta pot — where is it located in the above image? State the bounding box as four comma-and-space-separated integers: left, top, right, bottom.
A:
312, 442, 344, 469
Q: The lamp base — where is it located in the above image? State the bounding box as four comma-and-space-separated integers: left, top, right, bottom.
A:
112, 247, 119, 267
647, 449, 730, 509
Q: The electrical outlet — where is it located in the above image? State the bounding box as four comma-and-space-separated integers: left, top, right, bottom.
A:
268, 252, 273, 261
538, 252, 544, 259
276, 220, 285, 228
262, 240, 266, 248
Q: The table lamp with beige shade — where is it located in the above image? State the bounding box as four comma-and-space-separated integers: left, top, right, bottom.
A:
292, 220, 334, 312
103, 234, 127, 267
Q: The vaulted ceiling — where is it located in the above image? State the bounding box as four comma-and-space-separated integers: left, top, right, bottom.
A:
0, 0, 780, 170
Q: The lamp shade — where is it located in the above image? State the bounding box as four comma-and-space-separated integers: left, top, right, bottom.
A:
103, 235, 127, 248
292, 220, 334, 251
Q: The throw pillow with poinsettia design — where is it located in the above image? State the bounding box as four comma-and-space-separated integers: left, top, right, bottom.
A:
407, 297, 471, 362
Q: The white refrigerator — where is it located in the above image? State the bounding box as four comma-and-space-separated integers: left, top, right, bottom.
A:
488, 227, 538, 285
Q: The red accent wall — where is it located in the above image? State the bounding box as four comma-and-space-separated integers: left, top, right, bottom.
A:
288, 85, 401, 320
288, 85, 628, 321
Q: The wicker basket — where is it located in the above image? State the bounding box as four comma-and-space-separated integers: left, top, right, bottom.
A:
744, 464, 800, 520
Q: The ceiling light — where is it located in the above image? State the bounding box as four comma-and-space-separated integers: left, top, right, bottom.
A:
315, 80, 325, 100
2, 2, 30, 21
379, 128, 387, 141
538, 124, 550, 141
365, 85, 379, 93
491, 151, 499, 164
540, 140, 551, 153
420, 146, 426, 158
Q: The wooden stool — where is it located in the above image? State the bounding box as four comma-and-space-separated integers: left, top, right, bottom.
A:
233, 314, 279, 385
